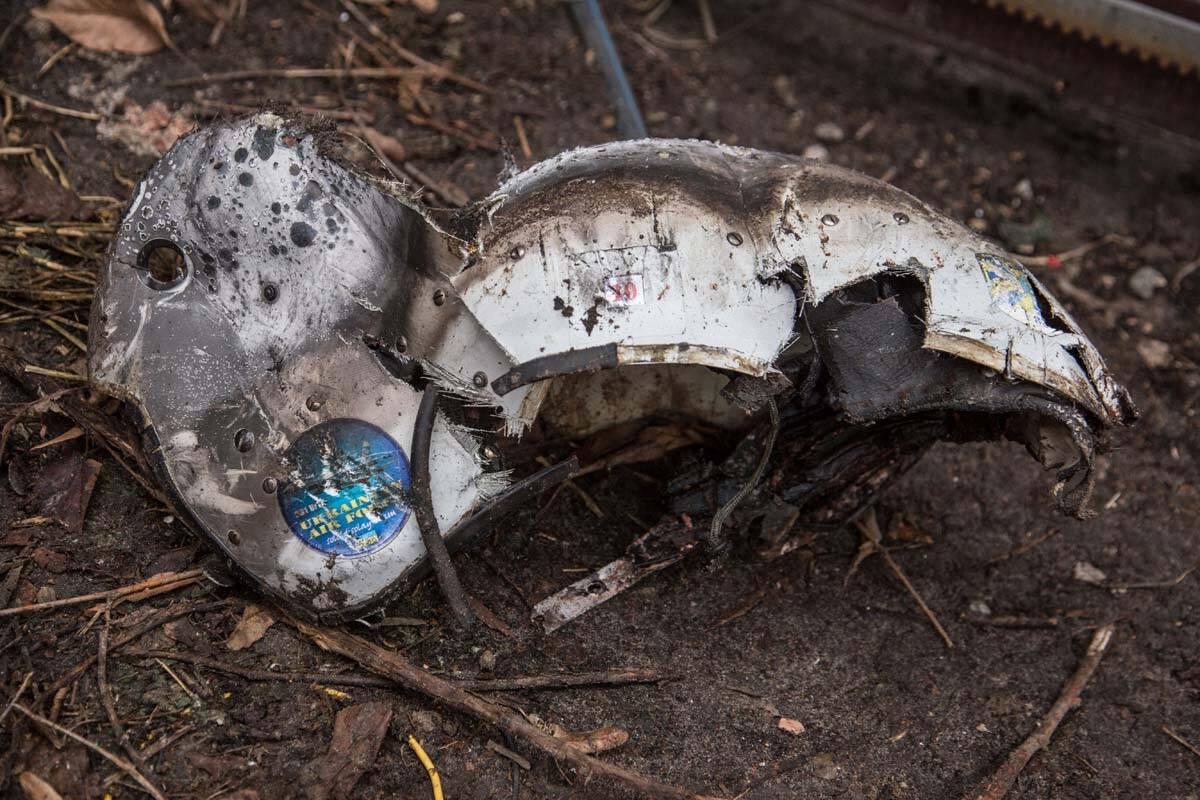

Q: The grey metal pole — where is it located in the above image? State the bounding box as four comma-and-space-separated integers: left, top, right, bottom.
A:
569, 0, 649, 139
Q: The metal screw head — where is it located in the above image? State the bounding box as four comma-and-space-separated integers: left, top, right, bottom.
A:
472, 371, 488, 388
305, 395, 324, 412
234, 428, 255, 452
726, 231, 744, 246
509, 245, 525, 260
821, 213, 839, 226
432, 289, 446, 306
261, 477, 278, 493
586, 580, 607, 595
262, 283, 279, 303
395, 335, 408, 353
481, 445, 499, 461
893, 212, 910, 224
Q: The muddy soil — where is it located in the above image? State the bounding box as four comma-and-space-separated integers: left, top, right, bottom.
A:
1, 1, 1198, 798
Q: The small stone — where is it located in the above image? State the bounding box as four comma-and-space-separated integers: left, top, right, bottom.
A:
35, 585, 56, 604
1136, 338, 1171, 369
1013, 178, 1034, 202
1128, 266, 1167, 300
479, 649, 497, 671
772, 75, 799, 109
802, 143, 829, 161
968, 217, 988, 233
969, 600, 992, 616
1073, 561, 1107, 585
814, 122, 845, 143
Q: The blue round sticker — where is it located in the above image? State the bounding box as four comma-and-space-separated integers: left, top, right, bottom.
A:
278, 419, 412, 557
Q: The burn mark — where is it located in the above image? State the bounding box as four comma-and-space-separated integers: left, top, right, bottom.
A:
290, 221, 316, 247
582, 302, 601, 335
253, 125, 276, 161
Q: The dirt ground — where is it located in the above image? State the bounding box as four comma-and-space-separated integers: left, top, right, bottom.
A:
1, 1, 1199, 798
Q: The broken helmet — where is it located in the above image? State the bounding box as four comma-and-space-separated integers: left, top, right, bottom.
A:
88, 116, 1135, 621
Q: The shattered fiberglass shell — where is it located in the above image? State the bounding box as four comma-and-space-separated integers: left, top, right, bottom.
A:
88, 116, 1135, 621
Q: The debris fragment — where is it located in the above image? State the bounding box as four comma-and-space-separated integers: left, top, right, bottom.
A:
550, 724, 629, 755
304, 702, 394, 800
777, 717, 806, 735
1128, 265, 1167, 300
814, 121, 845, 143
225, 604, 275, 651
809, 753, 841, 781
96, 100, 194, 158
32, 0, 173, 54
1135, 338, 1171, 369
1072, 561, 1107, 585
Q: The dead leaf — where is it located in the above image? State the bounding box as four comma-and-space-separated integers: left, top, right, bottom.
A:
0, 163, 82, 221
226, 604, 275, 650
777, 717, 806, 735
35, 453, 101, 534
31, 547, 70, 573
550, 724, 628, 754
32, 0, 173, 54
1, 529, 33, 547
304, 702, 393, 800
18, 771, 64, 800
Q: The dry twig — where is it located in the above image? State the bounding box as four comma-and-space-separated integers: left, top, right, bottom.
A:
0, 569, 204, 618
968, 624, 1115, 800
12, 702, 166, 800
291, 617, 720, 799
1163, 725, 1200, 761
853, 510, 954, 649
98, 601, 146, 769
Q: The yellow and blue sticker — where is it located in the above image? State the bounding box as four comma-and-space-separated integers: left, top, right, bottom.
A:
278, 419, 411, 557
977, 253, 1043, 327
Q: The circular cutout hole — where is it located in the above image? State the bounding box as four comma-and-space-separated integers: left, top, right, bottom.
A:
227, 529, 241, 546
137, 239, 189, 289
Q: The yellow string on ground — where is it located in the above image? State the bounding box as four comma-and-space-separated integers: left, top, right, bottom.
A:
407, 734, 445, 800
